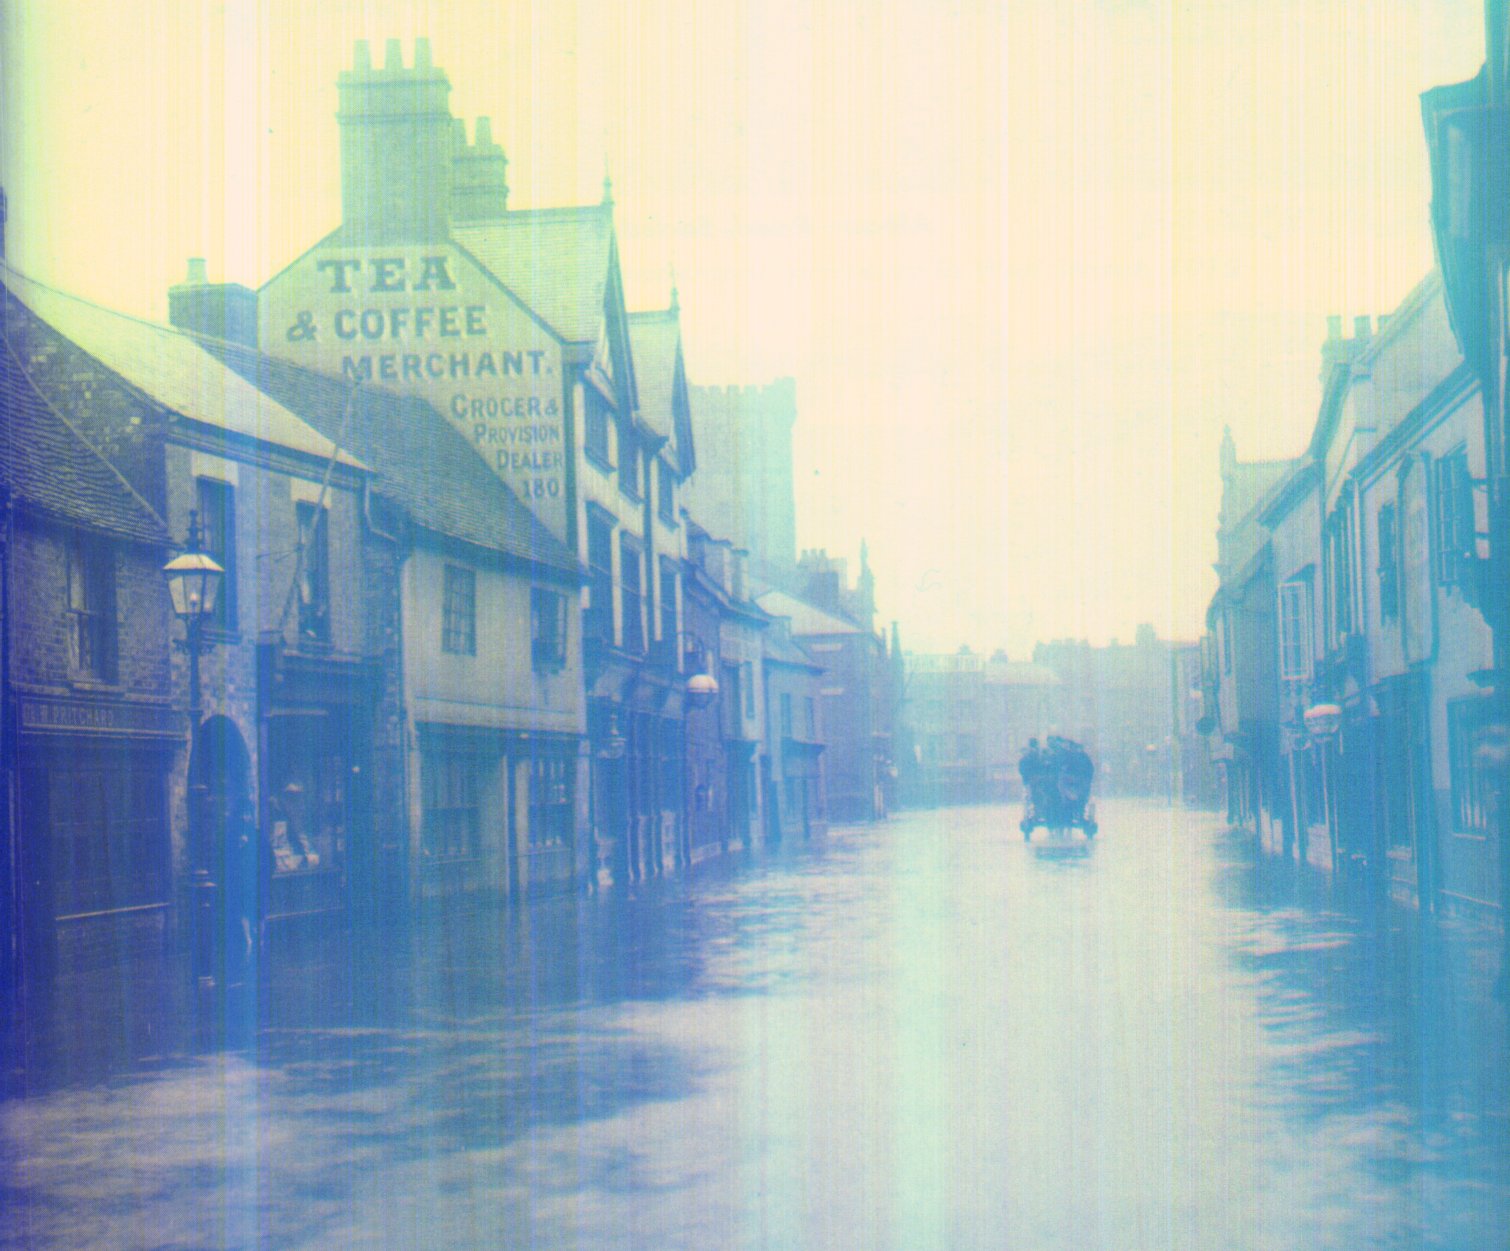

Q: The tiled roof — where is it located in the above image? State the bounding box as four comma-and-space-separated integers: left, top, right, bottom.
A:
626, 308, 679, 441
1, 264, 361, 469
452, 206, 613, 344
0, 312, 168, 544
208, 343, 581, 577
756, 589, 864, 638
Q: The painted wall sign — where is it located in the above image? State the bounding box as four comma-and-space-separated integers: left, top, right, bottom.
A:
261, 247, 568, 534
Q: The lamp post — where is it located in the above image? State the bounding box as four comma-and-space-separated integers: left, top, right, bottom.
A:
164, 511, 224, 989
679, 633, 719, 868
1304, 703, 1343, 880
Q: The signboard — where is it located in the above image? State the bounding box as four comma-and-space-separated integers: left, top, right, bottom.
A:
1400, 455, 1435, 665
20, 696, 180, 739
260, 247, 569, 536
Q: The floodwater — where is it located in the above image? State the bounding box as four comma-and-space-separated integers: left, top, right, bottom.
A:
2, 801, 1508, 1249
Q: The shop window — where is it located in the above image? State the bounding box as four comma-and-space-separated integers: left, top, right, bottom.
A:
268, 734, 348, 877
46, 760, 167, 916
784, 776, 799, 816
805, 696, 816, 738
422, 753, 482, 861
741, 662, 756, 719
531, 587, 567, 670
620, 535, 645, 654
67, 532, 116, 682
296, 503, 330, 643
196, 478, 237, 631
658, 460, 676, 525
1277, 577, 1313, 682
442, 564, 477, 655
584, 386, 613, 469
586, 509, 615, 644
1448, 698, 1496, 834
528, 754, 574, 849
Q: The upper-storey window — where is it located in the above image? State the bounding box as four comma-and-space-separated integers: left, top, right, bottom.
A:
584, 385, 613, 470
657, 460, 676, 525
1277, 577, 1313, 682
1433, 448, 1477, 600
67, 532, 116, 682
1376, 502, 1399, 625
620, 535, 645, 654
619, 426, 642, 499
586, 509, 615, 644
1324, 497, 1355, 645
658, 556, 678, 647
296, 502, 330, 643
196, 478, 236, 631
442, 564, 477, 656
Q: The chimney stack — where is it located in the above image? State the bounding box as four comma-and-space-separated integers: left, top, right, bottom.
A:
338, 38, 454, 243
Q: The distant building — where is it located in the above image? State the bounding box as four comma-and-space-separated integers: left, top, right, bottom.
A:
684, 381, 798, 580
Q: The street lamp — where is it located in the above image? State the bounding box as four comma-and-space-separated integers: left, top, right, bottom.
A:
1304, 703, 1343, 878
164, 511, 224, 989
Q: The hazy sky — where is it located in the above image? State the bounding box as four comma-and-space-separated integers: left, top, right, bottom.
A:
0, 1, 1487, 654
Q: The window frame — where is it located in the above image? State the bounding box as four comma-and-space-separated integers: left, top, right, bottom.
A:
657, 459, 676, 526
531, 586, 568, 671
196, 477, 237, 632
441, 563, 478, 656
1376, 501, 1400, 625
67, 532, 117, 683
1277, 576, 1313, 683
295, 502, 331, 644
619, 533, 645, 655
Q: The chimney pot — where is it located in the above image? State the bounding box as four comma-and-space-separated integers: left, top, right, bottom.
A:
1326, 314, 1342, 340
475, 116, 492, 146
384, 38, 402, 70
186, 257, 208, 285
1354, 315, 1372, 339
415, 37, 432, 69
353, 40, 371, 71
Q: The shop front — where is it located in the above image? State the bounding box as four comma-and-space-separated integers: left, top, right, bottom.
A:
256, 644, 377, 925
13, 693, 179, 982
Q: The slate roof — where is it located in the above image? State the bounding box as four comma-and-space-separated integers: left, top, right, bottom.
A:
452, 206, 614, 344
0, 312, 168, 545
763, 626, 820, 669
207, 342, 581, 578
756, 589, 865, 638
626, 308, 679, 442
2, 264, 360, 469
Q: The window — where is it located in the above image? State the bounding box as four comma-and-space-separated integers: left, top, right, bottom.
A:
584, 386, 613, 468
805, 696, 816, 738
528, 753, 573, 848
658, 556, 678, 647
1377, 502, 1399, 624
531, 586, 567, 669
422, 753, 481, 861
45, 758, 167, 915
67, 533, 116, 682
1220, 611, 1232, 675
1277, 578, 1313, 682
657, 460, 676, 525
296, 503, 330, 643
196, 478, 236, 630
1433, 449, 1476, 596
442, 564, 477, 655
1448, 698, 1497, 834
586, 510, 615, 643
741, 661, 755, 719
619, 424, 641, 498
1325, 500, 1355, 643
619, 535, 645, 654
781, 692, 794, 736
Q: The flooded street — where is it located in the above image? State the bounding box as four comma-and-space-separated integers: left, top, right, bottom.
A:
3, 800, 1508, 1249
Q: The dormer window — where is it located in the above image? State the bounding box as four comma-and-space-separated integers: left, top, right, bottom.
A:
619, 423, 641, 499
584, 386, 613, 470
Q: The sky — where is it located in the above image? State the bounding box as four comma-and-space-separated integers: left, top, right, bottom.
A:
0, 0, 1489, 655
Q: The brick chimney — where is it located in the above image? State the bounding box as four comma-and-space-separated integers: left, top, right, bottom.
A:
168, 258, 258, 347
451, 116, 509, 222
338, 38, 455, 243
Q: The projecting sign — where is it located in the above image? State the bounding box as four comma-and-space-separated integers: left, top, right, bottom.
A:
260, 248, 568, 534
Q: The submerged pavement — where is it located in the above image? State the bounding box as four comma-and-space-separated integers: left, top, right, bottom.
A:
2, 801, 1508, 1249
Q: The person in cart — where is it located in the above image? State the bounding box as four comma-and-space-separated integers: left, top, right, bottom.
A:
1021, 736, 1098, 836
